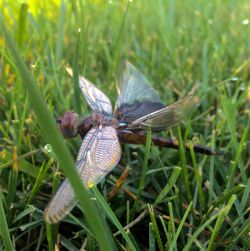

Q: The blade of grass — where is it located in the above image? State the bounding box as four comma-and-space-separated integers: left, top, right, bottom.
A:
149, 222, 156, 251
169, 201, 193, 251
226, 127, 248, 191
108, 1, 130, 79
220, 206, 249, 244
12, 205, 35, 224
0, 18, 115, 251
126, 200, 130, 226
26, 159, 53, 206
182, 206, 223, 251
123, 229, 141, 251
168, 202, 176, 245
85, 232, 97, 251
210, 184, 245, 211
240, 178, 250, 210
228, 217, 250, 250
204, 184, 245, 221
82, 19, 89, 72
220, 94, 246, 182
209, 123, 216, 203
0, 192, 13, 251
207, 195, 236, 251
17, 95, 28, 154
189, 144, 205, 209
45, 172, 61, 248
35, 225, 44, 251
60, 235, 79, 251
0, 149, 40, 177
201, 41, 209, 100
73, 28, 82, 115
177, 126, 191, 202
17, 3, 28, 48
45, 222, 54, 251
155, 166, 182, 205
55, 0, 65, 67
132, 127, 151, 217
148, 205, 164, 251
6, 146, 18, 220
92, 187, 137, 251
159, 215, 171, 247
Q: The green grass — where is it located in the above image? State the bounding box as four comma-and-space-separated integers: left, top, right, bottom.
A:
0, 0, 250, 250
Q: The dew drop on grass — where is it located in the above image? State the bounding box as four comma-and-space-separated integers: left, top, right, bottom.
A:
242, 19, 249, 25
44, 144, 53, 153
44, 144, 57, 160
231, 77, 239, 82
239, 83, 245, 91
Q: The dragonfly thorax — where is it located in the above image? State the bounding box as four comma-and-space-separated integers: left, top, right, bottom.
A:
91, 111, 119, 128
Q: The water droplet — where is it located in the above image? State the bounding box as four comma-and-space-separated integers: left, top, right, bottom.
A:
231, 77, 239, 82
242, 19, 249, 25
239, 83, 245, 91
44, 144, 53, 153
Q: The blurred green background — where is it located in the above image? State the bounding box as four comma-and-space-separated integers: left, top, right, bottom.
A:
0, 0, 249, 250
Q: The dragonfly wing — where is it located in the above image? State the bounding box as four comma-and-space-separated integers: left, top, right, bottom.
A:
76, 126, 122, 187
79, 76, 113, 115
44, 177, 77, 224
128, 96, 199, 131
115, 101, 165, 126
115, 62, 162, 110
44, 126, 121, 224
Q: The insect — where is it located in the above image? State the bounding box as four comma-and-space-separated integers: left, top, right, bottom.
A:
44, 62, 215, 224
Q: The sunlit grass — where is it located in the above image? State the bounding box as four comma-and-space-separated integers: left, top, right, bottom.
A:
0, 0, 250, 250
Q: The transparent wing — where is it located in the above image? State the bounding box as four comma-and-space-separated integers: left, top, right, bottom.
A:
128, 96, 199, 131
44, 176, 77, 224
115, 62, 162, 110
115, 101, 165, 126
79, 76, 113, 115
66, 67, 112, 115
44, 126, 121, 224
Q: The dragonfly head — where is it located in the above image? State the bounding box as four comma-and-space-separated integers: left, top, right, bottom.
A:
57, 111, 79, 139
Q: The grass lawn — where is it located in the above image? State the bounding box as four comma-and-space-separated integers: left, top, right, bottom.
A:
0, 0, 249, 250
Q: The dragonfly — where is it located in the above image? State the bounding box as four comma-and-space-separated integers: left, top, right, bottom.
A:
44, 62, 216, 224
